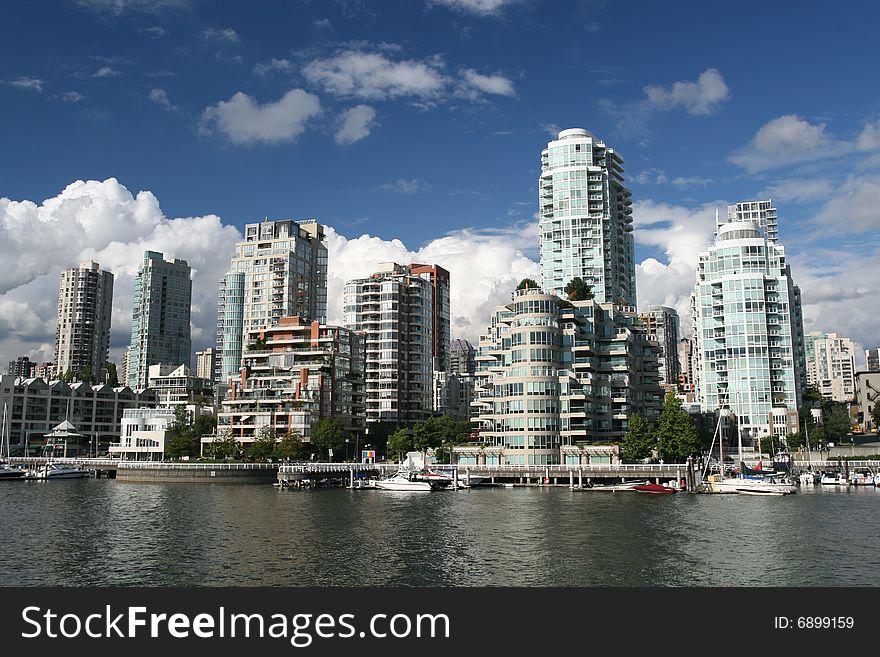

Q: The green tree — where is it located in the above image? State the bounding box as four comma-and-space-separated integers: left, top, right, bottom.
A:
248, 426, 277, 461
204, 428, 239, 460
824, 404, 852, 441
564, 277, 593, 301
105, 362, 119, 387
79, 366, 95, 384
274, 430, 305, 461
311, 417, 346, 461
246, 336, 268, 352
873, 403, 880, 431
386, 428, 413, 462
413, 416, 451, 455
164, 405, 199, 460
621, 413, 655, 461
784, 431, 804, 451
656, 393, 701, 462
517, 278, 538, 290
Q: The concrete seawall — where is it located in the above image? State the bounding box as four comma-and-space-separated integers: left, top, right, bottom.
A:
116, 463, 278, 483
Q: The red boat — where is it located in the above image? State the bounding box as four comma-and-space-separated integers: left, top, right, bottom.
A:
633, 483, 677, 494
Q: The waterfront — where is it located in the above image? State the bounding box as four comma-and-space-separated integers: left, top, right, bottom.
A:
2, 480, 879, 587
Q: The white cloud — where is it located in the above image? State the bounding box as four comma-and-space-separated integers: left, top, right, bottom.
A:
760, 178, 834, 204
61, 91, 86, 103
93, 66, 120, 78
0, 179, 241, 368
428, 0, 521, 16
303, 49, 448, 101
142, 26, 170, 38
314, 18, 333, 30
380, 178, 431, 194
457, 68, 516, 99
200, 89, 321, 145
201, 27, 239, 43
325, 222, 541, 343
149, 88, 176, 110
335, 104, 378, 145
253, 58, 294, 76
729, 116, 880, 173
75, 0, 188, 15
643, 68, 730, 115
4, 77, 44, 92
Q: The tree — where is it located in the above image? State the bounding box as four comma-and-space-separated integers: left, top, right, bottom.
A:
517, 278, 538, 290
784, 431, 804, 451
413, 416, 450, 455
656, 393, 701, 462
105, 362, 119, 387
873, 403, 880, 432
164, 405, 199, 460
311, 417, 346, 461
824, 404, 852, 441
564, 277, 593, 301
386, 429, 413, 462
204, 428, 239, 460
246, 337, 268, 352
621, 413, 655, 461
274, 430, 305, 461
248, 426, 278, 461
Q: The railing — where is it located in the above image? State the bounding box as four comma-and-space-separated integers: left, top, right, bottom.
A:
9, 457, 118, 467
116, 462, 278, 470
278, 463, 394, 474
445, 463, 686, 473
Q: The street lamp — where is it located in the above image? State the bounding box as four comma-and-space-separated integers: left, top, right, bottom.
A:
345, 438, 350, 462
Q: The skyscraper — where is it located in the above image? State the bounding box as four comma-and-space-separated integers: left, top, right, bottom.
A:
866, 348, 880, 372
638, 306, 680, 387
127, 251, 193, 389
691, 213, 806, 441
727, 199, 779, 243
343, 262, 437, 425
195, 348, 215, 381
805, 331, 856, 403
539, 128, 636, 305
215, 218, 328, 383
54, 261, 114, 379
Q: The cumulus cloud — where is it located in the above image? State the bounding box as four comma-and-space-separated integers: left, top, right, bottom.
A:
335, 104, 378, 145
0, 179, 241, 368
325, 222, 541, 342
457, 68, 516, 100
380, 178, 431, 194
253, 58, 294, 77
200, 89, 321, 145
4, 77, 44, 92
149, 88, 176, 110
60, 91, 86, 103
93, 66, 120, 78
428, 0, 521, 16
643, 68, 730, 115
142, 26, 170, 38
729, 115, 880, 173
303, 49, 448, 101
201, 27, 239, 43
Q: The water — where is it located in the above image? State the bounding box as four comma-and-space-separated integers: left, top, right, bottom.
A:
2, 480, 879, 586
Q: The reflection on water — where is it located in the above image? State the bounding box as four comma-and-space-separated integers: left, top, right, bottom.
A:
2, 480, 879, 586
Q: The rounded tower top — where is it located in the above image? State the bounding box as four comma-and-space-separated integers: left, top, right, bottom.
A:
557, 128, 593, 140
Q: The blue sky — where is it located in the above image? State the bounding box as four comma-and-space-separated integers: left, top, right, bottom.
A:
1, 0, 879, 367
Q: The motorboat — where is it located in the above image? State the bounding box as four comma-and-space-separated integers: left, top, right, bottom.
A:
0, 463, 26, 480
798, 471, 819, 486
705, 473, 796, 495
373, 469, 433, 491
28, 462, 92, 480
633, 483, 676, 494
820, 472, 847, 485
413, 469, 454, 488
849, 471, 876, 486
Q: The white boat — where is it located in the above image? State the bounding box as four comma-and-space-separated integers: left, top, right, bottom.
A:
373, 469, 433, 491
28, 462, 92, 480
820, 472, 847, 485
798, 471, 819, 486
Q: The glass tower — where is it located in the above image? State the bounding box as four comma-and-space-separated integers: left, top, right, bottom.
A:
539, 128, 636, 306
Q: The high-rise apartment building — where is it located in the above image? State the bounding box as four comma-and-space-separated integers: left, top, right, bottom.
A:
343, 262, 438, 425
805, 331, 856, 403
638, 306, 680, 387
460, 287, 662, 465
447, 339, 477, 423
727, 199, 779, 243
539, 128, 636, 306
691, 215, 807, 441
866, 348, 880, 372
677, 338, 694, 392
54, 261, 114, 379
127, 251, 193, 389
215, 219, 327, 384
195, 348, 215, 380
7, 356, 35, 378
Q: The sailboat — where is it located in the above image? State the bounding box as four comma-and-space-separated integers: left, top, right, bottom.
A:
0, 403, 26, 480
798, 417, 819, 486
704, 409, 796, 495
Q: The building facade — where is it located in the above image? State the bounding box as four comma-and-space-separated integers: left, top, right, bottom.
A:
677, 338, 694, 393
147, 363, 214, 407
638, 306, 680, 387
54, 261, 114, 379
0, 374, 157, 455
855, 371, 880, 431
127, 251, 193, 389
344, 263, 438, 425
804, 331, 856, 403
463, 287, 663, 465
216, 316, 364, 446
866, 348, 879, 372
539, 128, 636, 306
691, 217, 807, 441
7, 356, 35, 378
196, 348, 215, 380
727, 199, 779, 243
446, 339, 477, 423
110, 408, 174, 461
215, 219, 328, 384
